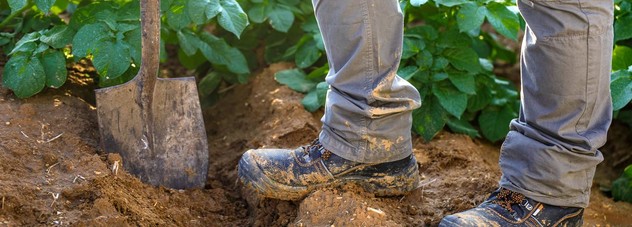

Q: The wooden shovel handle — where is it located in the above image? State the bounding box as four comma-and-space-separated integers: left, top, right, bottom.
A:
138, 0, 160, 150
139, 0, 160, 90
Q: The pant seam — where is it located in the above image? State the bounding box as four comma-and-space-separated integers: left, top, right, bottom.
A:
573, 0, 593, 141
361, 0, 373, 154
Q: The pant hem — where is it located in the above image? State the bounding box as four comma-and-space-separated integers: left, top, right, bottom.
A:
319, 130, 412, 164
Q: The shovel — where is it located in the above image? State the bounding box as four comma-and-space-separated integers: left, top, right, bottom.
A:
95, 0, 208, 189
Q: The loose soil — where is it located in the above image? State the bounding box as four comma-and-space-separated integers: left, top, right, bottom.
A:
1, 62, 631, 226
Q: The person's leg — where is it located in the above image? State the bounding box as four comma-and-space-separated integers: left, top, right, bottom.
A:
441, 0, 613, 225
499, 0, 613, 207
237, 0, 421, 201
315, 0, 421, 164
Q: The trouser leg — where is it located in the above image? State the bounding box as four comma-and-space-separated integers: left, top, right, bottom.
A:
499, 0, 614, 207
312, 0, 421, 163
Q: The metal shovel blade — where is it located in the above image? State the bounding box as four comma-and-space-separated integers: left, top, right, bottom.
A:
95, 77, 209, 189
95, 0, 208, 189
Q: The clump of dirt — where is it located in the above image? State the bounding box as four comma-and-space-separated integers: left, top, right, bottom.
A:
1, 62, 632, 226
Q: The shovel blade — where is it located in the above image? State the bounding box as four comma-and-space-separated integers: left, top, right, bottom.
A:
96, 77, 209, 189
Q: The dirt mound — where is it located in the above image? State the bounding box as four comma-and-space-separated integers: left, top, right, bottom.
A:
1, 63, 631, 226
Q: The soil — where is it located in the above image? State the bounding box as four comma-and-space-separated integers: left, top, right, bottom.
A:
1, 62, 632, 226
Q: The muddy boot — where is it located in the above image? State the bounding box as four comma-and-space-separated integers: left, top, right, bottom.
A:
439, 188, 584, 227
237, 139, 420, 201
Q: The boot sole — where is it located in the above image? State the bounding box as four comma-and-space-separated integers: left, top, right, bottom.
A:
238, 151, 421, 201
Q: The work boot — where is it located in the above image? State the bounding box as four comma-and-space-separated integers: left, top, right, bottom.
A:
238, 139, 420, 201
439, 188, 584, 227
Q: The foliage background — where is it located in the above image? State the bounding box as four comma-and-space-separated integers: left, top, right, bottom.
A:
0, 0, 631, 142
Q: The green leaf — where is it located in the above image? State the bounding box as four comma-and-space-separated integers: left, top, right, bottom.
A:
611, 69, 632, 111
178, 48, 206, 70
34, 43, 49, 55
407, 26, 438, 41
301, 82, 329, 112
410, 0, 429, 7
479, 105, 514, 142
447, 117, 480, 138
296, 39, 321, 68
416, 50, 434, 71
8, 0, 27, 14
302, 89, 320, 112
613, 45, 632, 71
237, 72, 251, 84
306, 64, 329, 80
435, 0, 468, 7
166, 0, 191, 30
69, 2, 117, 30
9, 42, 36, 56
316, 81, 328, 105
433, 82, 468, 118
218, 0, 249, 38
95, 10, 118, 31
2, 54, 46, 98
279, 0, 300, 5
432, 72, 449, 81
268, 5, 294, 33
615, 14, 632, 42
198, 72, 222, 96
448, 73, 476, 94
123, 25, 142, 64
187, 0, 221, 24
612, 166, 632, 203
248, 4, 268, 23
40, 25, 74, 49
467, 78, 493, 112
49, 0, 68, 15
274, 69, 317, 93
177, 30, 201, 56
443, 48, 481, 73
116, 23, 138, 34
457, 2, 487, 33
9, 32, 40, 55
98, 65, 138, 87
72, 23, 111, 58
402, 36, 425, 59
161, 0, 174, 12
398, 66, 418, 80
35, 0, 56, 14
116, 1, 140, 22
432, 57, 450, 70
39, 50, 67, 88
412, 97, 447, 142
479, 58, 494, 72
485, 2, 520, 40
436, 29, 470, 49
198, 32, 250, 74
92, 40, 131, 79
0, 34, 11, 46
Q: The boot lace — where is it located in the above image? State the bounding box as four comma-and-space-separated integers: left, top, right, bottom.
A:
301, 139, 332, 160
492, 188, 526, 213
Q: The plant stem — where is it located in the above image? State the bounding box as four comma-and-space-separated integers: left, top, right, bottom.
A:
0, 2, 33, 29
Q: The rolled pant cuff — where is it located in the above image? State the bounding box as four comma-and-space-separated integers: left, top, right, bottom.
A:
498, 131, 603, 208
319, 129, 413, 164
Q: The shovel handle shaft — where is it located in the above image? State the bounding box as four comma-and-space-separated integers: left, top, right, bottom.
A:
139, 0, 160, 91
137, 0, 160, 150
